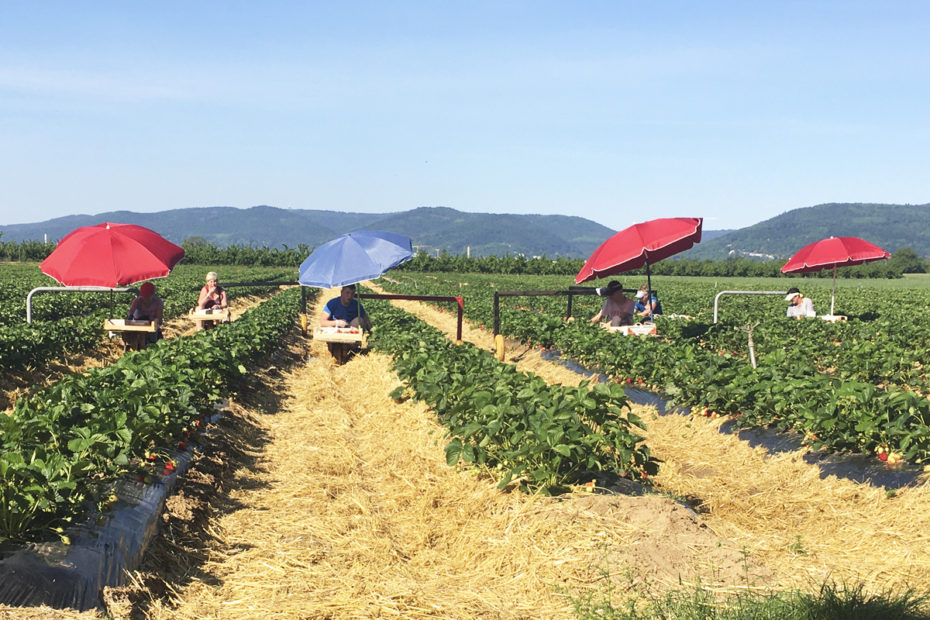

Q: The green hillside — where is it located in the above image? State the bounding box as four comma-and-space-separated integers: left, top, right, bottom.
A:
682, 203, 930, 260
0, 206, 616, 258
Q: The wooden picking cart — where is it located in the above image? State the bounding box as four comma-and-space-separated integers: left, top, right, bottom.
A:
314, 326, 368, 364
187, 307, 231, 329
104, 318, 158, 351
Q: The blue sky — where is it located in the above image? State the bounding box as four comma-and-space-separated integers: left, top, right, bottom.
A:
1, 1, 927, 232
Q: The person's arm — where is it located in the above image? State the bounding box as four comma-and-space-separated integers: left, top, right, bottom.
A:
127, 298, 139, 319
358, 303, 372, 331
197, 286, 210, 309
219, 288, 228, 309
320, 301, 349, 327
153, 299, 164, 327
320, 310, 346, 327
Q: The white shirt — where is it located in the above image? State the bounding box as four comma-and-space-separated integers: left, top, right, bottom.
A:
786, 296, 816, 318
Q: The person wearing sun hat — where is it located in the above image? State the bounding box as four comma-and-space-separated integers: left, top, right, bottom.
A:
634, 284, 663, 320
785, 287, 816, 318
589, 280, 635, 327
127, 281, 164, 343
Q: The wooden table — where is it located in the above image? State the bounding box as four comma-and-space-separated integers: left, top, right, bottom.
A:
314, 327, 368, 364
188, 308, 231, 328
104, 319, 157, 351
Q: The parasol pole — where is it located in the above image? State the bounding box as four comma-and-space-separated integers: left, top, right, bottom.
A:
645, 258, 654, 322
831, 264, 837, 316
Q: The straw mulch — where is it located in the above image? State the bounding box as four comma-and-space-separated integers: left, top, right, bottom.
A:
373, 281, 930, 596
125, 288, 764, 619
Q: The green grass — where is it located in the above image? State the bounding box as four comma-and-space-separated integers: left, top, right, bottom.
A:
571, 578, 930, 619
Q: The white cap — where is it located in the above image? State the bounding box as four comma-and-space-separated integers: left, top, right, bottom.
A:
635, 290, 647, 299
785, 292, 800, 301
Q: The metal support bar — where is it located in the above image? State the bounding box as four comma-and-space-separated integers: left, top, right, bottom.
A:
357, 293, 465, 343
26, 286, 136, 323
493, 287, 655, 335
713, 290, 788, 323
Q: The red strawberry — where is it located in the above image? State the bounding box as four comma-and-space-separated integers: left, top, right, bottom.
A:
178, 441, 187, 451
878, 452, 888, 462
626, 378, 632, 384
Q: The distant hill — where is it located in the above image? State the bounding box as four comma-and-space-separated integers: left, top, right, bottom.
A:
681, 203, 930, 260
0, 206, 625, 258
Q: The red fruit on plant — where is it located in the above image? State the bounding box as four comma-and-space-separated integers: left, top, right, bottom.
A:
878, 452, 888, 462
179, 441, 187, 450
147, 453, 157, 462
627, 378, 632, 384
164, 461, 176, 471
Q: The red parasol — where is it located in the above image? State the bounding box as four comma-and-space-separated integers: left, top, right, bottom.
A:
575, 217, 703, 283
40, 222, 185, 287
781, 236, 890, 315
575, 217, 702, 320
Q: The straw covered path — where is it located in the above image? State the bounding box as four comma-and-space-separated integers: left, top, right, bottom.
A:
109, 288, 763, 619
368, 281, 930, 597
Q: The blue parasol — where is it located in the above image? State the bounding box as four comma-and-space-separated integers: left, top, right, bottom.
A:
298, 229, 414, 288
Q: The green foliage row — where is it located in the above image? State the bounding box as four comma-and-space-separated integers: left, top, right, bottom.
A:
377, 272, 930, 467
0, 265, 292, 373
366, 297, 659, 493
0, 287, 307, 542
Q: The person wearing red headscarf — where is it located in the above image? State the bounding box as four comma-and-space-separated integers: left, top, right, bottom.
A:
127, 281, 164, 343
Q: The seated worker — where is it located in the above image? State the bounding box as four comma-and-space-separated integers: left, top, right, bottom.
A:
321, 284, 372, 331
785, 287, 816, 318
127, 281, 164, 344
196, 271, 230, 330
589, 280, 635, 327
634, 284, 663, 320
320, 284, 372, 362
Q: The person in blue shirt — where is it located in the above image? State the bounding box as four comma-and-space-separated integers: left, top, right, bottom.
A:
634, 285, 663, 321
320, 284, 372, 331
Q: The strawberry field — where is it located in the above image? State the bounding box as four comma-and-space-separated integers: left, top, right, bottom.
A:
0, 264, 294, 373
377, 273, 930, 468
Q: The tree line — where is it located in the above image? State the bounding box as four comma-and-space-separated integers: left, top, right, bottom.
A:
2, 233, 925, 278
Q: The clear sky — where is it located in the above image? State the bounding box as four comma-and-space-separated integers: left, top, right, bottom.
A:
1, 1, 927, 232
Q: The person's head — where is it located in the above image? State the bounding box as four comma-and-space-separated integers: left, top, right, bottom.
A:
140, 282, 155, 299
206, 271, 218, 286
785, 287, 801, 304
340, 284, 356, 305
604, 281, 624, 298
635, 289, 647, 300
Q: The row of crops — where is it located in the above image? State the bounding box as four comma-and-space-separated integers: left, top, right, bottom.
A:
377, 273, 930, 466
367, 298, 658, 492
0, 276, 308, 543
0, 264, 295, 373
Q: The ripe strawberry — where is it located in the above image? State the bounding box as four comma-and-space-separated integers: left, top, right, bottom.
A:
178, 441, 187, 451
878, 452, 888, 462
164, 461, 176, 472
626, 378, 632, 384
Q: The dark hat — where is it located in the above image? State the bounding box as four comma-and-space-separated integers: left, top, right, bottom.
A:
596, 280, 623, 297
140, 282, 155, 296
